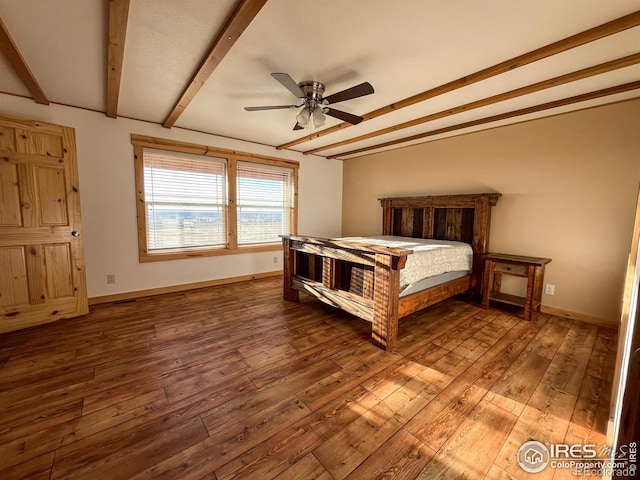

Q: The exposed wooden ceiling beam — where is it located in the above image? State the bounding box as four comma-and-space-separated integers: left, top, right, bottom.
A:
106, 0, 130, 118
277, 10, 640, 151
328, 81, 640, 160
305, 52, 640, 155
162, 0, 268, 128
0, 15, 48, 105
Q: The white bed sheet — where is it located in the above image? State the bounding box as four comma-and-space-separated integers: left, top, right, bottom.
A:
338, 235, 472, 291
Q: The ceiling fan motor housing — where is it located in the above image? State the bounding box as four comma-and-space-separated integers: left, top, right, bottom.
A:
298, 81, 326, 109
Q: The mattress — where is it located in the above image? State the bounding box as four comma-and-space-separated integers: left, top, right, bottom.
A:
398, 269, 469, 297
338, 235, 472, 294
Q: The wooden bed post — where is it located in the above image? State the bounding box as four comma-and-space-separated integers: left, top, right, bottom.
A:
372, 253, 401, 350
471, 195, 492, 298
282, 237, 298, 302
381, 199, 392, 235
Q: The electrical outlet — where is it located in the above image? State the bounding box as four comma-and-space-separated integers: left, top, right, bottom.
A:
273, 256, 279, 264
107, 274, 116, 285
544, 283, 555, 295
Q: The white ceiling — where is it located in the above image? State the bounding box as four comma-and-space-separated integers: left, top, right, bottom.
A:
1, 0, 639, 160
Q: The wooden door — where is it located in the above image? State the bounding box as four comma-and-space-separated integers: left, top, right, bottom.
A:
0, 114, 87, 334
611, 184, 640, 460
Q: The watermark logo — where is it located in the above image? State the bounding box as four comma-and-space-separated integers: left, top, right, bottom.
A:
517, 441, 637, 477
518, 440, 550, 473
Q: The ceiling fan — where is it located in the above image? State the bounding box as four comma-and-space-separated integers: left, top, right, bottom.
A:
244, 73, 374, 130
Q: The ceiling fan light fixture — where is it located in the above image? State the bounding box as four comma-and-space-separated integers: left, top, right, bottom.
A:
312, 107, 326, 127
296, 108, 310, 127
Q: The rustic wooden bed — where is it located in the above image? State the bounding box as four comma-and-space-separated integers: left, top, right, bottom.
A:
281, 193, 501, 350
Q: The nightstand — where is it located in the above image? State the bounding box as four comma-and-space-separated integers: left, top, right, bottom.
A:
481, 253, 551, 321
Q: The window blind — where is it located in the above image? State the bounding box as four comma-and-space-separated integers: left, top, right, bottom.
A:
143, 149, 227, 250
236, 162, 294, 245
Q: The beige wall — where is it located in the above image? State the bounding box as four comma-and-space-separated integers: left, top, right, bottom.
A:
342, 99, 640, 325
0, 94, 343, 299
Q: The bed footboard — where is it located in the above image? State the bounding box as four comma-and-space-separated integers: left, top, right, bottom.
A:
281, 235, 412, 350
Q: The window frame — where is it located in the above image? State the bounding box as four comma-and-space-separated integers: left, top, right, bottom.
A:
132, 134, 298, 263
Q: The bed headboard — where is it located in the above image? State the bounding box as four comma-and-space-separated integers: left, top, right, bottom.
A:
379, 193, 501, 257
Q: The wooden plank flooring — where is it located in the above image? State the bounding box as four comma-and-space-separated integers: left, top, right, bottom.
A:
0, 277, 617, 479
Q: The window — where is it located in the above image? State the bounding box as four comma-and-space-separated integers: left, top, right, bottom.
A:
144, 149, 226, 251
237, 162, 294, 245
132, 135, 298, 262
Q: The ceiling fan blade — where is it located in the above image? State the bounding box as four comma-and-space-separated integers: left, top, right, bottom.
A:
323, 82, 374, 104
324, 108, 364, 125
271, 73, 305, 98
293, 122, 304, 130
244, 104, 300, 111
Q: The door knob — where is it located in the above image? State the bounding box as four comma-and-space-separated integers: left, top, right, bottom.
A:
71, 230, 80, 237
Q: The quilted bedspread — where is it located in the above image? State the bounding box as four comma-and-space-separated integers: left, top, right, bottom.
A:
338, 235, 472, 288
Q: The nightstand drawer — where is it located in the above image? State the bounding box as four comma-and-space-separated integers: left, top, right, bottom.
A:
494, 264, 526, 275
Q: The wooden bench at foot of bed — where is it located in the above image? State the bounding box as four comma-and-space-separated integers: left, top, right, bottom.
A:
281, 193, 501, 350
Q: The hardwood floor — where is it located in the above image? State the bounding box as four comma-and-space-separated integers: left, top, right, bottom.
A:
0, 277, 617, 479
